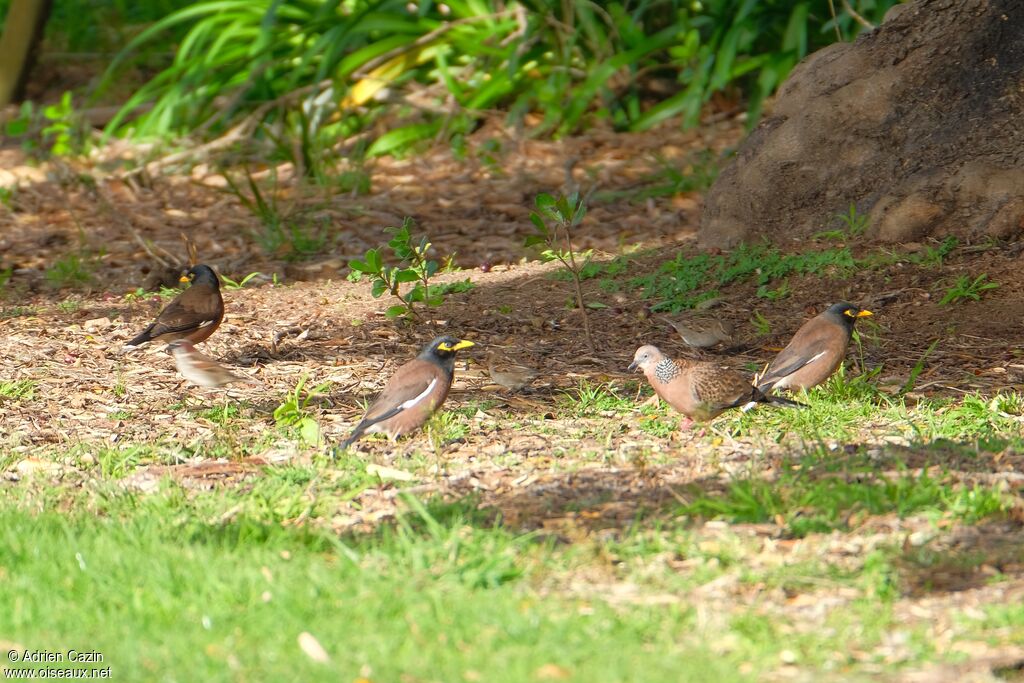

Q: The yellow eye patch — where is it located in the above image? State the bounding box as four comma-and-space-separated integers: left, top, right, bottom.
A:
437, 340, 474, 352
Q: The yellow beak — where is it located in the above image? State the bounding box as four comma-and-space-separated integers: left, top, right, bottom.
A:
451, 340, 475, 351
857, 309, 873, 318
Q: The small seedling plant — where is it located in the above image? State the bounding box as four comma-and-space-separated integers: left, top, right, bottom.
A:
349, 218, 445, 320
220, 272, 264, 290
274, 375, 329, 446
526, 192, 594, 349
940, 274, 999, 305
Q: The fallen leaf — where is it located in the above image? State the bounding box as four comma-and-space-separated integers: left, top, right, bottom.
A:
298, 632, 330, 663
366, 463, 418, 482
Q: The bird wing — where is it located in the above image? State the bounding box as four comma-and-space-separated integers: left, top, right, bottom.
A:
689, 363, 753, 410
148, 286, 223, 338
361, 364, 441, 426
757, 339, 830, 388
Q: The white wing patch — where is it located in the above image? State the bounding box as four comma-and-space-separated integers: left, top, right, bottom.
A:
398, 377, 438, 411
803, 350, 827, 366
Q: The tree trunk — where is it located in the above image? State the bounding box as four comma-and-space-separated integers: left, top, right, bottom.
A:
0, 0, 52, 107
700, 0, 1024, 248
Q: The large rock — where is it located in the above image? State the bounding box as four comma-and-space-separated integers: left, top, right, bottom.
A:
700, 0, 1024, 248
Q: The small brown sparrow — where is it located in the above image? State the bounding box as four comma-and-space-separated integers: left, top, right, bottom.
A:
487, 353, 540, 391
167, 340, 253, 388
660, 316, 734, 350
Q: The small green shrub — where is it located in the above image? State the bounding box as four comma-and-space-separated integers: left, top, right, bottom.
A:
939, 274, 999, 305
349, 219, 470, 320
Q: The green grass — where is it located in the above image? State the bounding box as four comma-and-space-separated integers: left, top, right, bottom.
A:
0, 485, 743, 682
628, 244, 857, 312
677, 461, 1011, 538
0, 380, 36, 401
0, 403, 1017, 682
45, 251, 101, 290
560, 380, 633, 416
939, 274, 1000, 305
1, 467, 1001, 682
625, 240, 960, 313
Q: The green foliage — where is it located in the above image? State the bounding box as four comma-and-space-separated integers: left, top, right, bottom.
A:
750, 311, 772, 336
816, 202, 870, 240
913, 236, 959, 267
219, 272, 264, 290
939, 274, 999, 305
632, 244, 855, 313
0, 380, 35, 402
560, 380, 631, 416
349, 219, 468, 320
42, 92, 82, 157
273, 376, 328, 446
3, 93, 88, 158
122, 284, 182, 303
95, 445, 151, 479
902, 339, 940, 395
835, 202, 869, 236
755, 280, 790, 300
679, 458, 1011, 538
222, 169, 326, 259
102, 0, 898, 145
527, 192, 595, 347
26, 0, 194, 54
45, 250, 100, 289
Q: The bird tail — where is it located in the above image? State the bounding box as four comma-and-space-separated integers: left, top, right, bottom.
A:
124, 326, 154, 348
339, 422, 367, 451
756, 386, 805, 409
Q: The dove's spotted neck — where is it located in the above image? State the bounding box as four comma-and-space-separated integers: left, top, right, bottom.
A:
653, 357, 681, 384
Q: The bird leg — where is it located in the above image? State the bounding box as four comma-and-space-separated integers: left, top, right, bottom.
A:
678, 416, 696, 431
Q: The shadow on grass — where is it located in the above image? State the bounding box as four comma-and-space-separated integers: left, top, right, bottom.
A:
458, 440, 1021, 533
896, 519, 1024, 597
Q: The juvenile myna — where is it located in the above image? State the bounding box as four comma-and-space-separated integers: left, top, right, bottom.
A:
167, 340, 252, 388
340, 336, 474, 449
629, 345, 802, 430
660, 316, 734, 350
487, 352, 539, 391
125, 264, 224, 348
756, 302, 872, 393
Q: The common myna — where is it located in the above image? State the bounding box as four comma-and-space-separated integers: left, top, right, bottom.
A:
167, 340, 252, 388
340, 336, 474, 449
660, 316, 734, 350
756, 302, 872, 393
629, 345, 802, 430
487, 352, 539, 391
125, 264, 224, 348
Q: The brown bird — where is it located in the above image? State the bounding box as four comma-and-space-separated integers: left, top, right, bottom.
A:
756, 302, 873, 393
660, 316, 734, 350
167, 340, 253, 388
487, 352, 539, 391
629, 345, 802, 430
125, 264, 224, 348
340, 336, 474, 449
